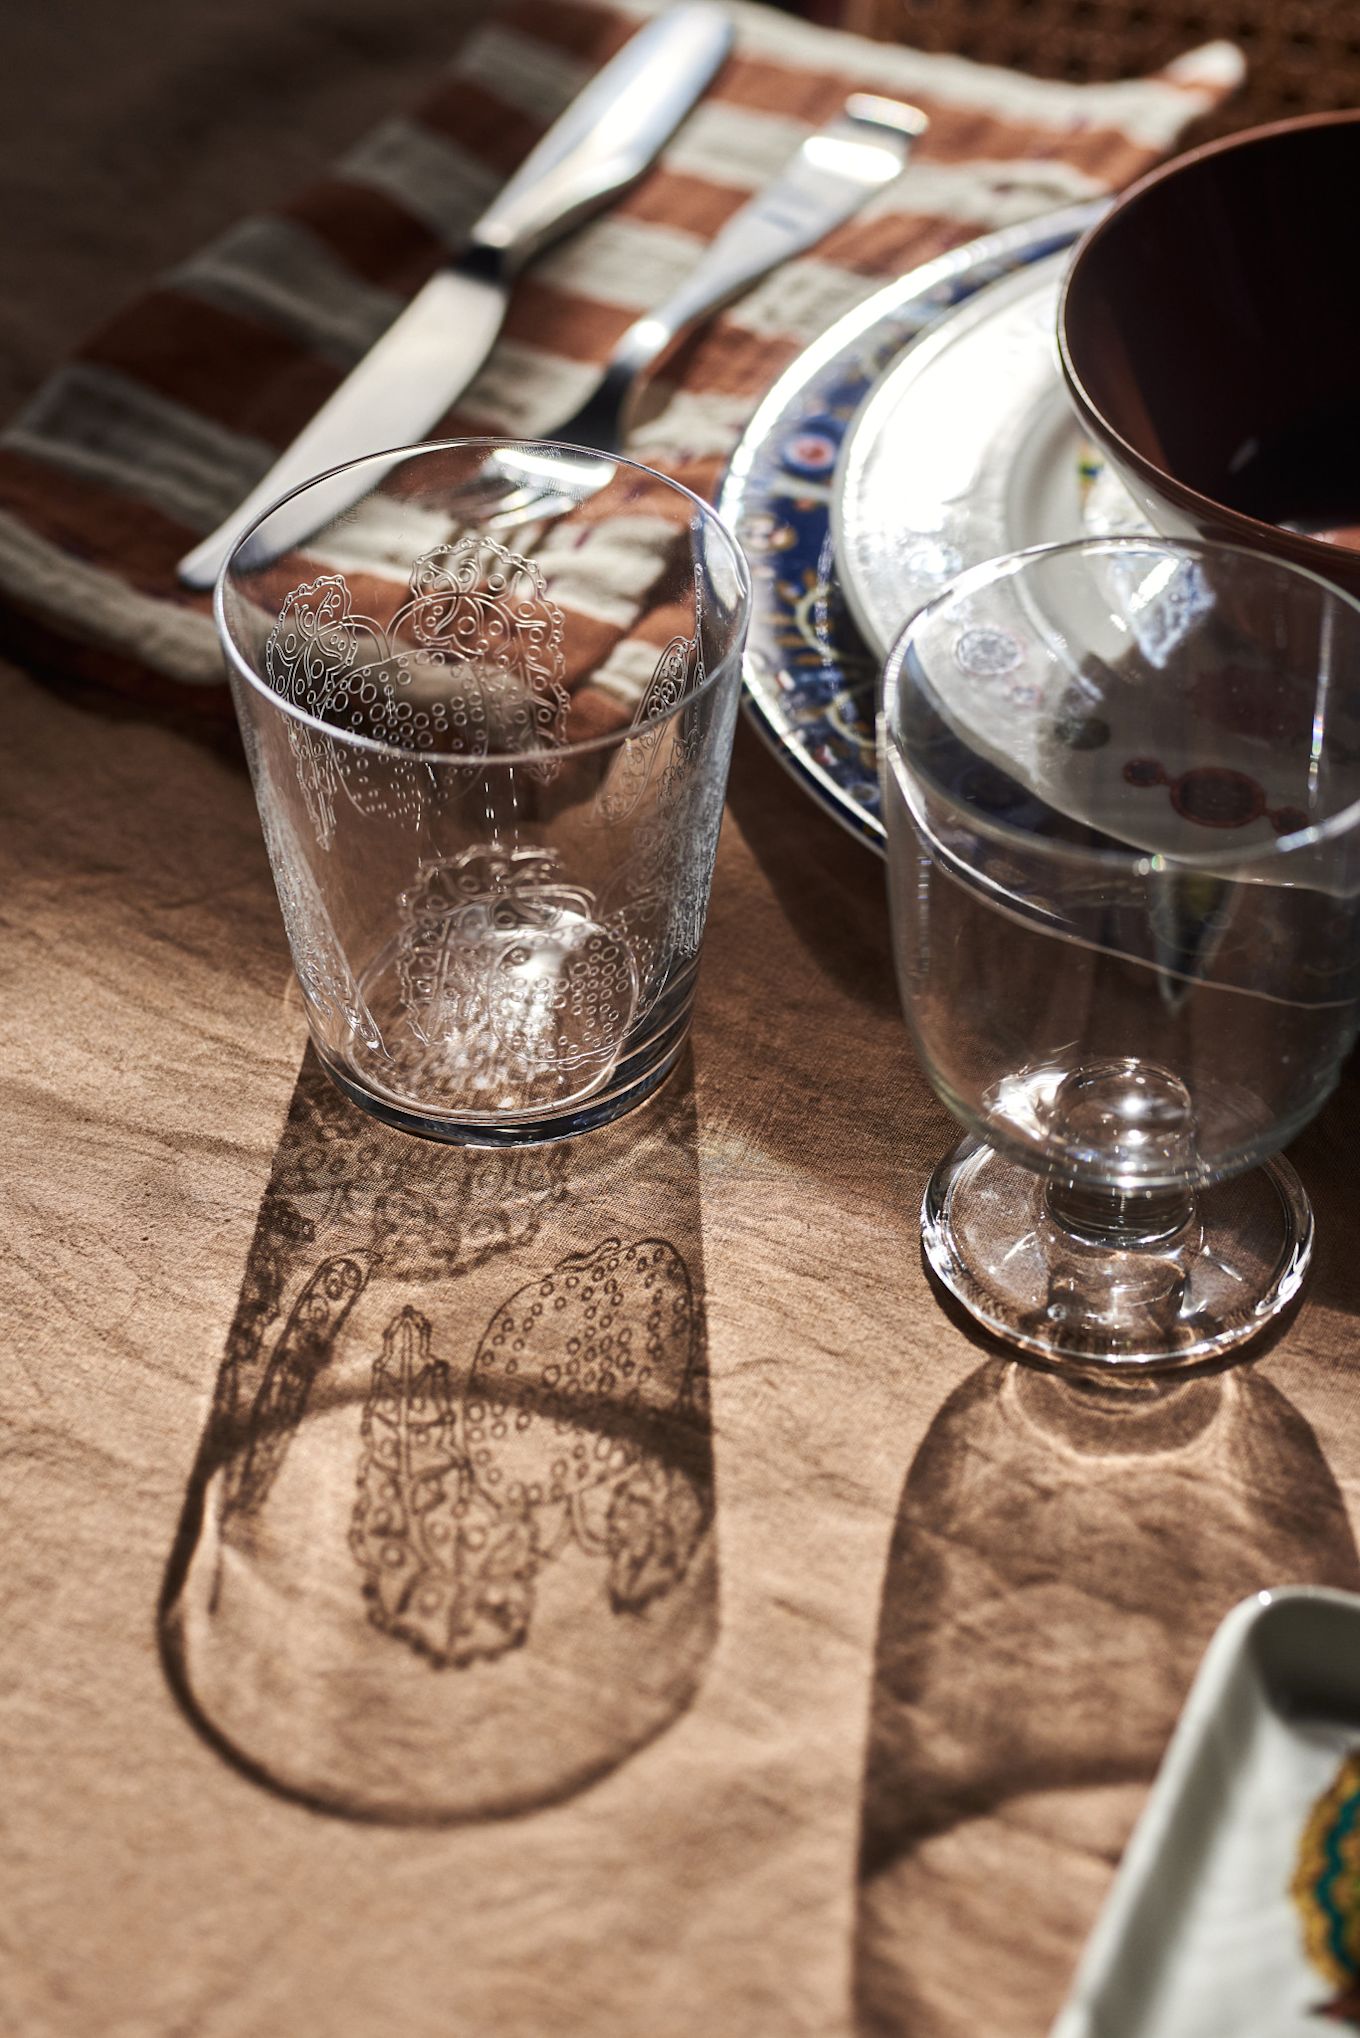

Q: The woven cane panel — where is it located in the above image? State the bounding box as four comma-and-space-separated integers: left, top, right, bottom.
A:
844, 0, 1360, 138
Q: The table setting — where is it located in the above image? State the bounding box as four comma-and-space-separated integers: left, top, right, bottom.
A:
8, 0, 1360, 2033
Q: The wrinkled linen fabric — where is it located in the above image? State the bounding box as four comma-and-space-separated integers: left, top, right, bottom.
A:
12, 9, 1353, 2038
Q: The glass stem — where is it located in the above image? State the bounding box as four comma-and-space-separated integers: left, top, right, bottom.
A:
1045, 1175, 1197, 1248
1044, 1060, 1200, 1248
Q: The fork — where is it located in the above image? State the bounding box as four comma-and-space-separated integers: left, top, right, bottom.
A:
474, 94, 926, 524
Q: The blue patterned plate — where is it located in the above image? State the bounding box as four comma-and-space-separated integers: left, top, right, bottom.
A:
718, 200, 1103, 854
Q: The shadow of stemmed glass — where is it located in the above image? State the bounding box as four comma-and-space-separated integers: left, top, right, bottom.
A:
159, 1046, 717, 1824
854, 1359, 1360, 2037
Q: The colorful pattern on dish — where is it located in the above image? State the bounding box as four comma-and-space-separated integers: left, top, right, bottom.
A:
720, 204, 1102, 852
1293, 1750, 1360, 2024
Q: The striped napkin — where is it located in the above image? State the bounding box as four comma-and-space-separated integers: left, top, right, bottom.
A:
0, 0, 1243, 722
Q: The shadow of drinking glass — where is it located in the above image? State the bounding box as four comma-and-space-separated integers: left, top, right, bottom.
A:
853, 1360, 1360, 2035
160, 1047, 717, 1824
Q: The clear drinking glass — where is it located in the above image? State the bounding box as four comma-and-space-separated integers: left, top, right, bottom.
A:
880, 537, 1360, 1369
217, 440, 750, 1144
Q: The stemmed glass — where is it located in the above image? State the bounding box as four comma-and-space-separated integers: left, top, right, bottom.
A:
880, 537, 1360, 1369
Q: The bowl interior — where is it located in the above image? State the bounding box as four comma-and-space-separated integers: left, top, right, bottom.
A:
1061, 116, 1360, 547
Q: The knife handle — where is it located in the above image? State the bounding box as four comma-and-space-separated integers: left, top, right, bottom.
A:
473, 3, 733, 269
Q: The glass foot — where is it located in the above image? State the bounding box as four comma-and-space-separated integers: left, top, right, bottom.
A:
922, 1137, 1312, 1372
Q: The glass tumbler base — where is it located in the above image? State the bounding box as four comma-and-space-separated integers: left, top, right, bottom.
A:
316, 1031, 686, 1147
311, 1010, 685, 1141
922, 1136, 1312, 1372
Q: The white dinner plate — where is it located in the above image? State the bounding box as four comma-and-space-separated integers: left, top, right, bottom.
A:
832, 251, 1144, 664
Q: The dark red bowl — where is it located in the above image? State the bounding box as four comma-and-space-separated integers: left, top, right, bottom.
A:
1059, 111, 1360, 601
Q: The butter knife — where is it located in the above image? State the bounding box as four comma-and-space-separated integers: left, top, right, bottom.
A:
177, 2, 733, 590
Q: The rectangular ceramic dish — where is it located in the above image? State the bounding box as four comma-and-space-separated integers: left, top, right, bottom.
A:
1054, 1587, 1360, 2037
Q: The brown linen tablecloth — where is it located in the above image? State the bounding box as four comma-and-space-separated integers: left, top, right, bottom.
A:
7, 5, 1360, 2038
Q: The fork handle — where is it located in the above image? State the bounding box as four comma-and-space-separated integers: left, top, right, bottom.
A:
614, 94, 926, 380
550, 94, 927, 455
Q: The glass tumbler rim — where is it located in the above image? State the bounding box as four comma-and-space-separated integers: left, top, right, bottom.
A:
214, 434, 753, 770
880, 533, 1360, 873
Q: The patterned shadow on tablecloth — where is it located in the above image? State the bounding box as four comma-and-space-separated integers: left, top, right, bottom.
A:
853, 1363, 1360, 2036
159, 1047, 716, 1824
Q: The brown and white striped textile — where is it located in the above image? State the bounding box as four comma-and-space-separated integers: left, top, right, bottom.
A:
0, 0, 1242, 720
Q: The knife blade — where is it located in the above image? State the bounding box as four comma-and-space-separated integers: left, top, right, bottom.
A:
177, 2, 733, 591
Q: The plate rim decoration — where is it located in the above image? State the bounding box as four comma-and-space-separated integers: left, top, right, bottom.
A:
719, 200, 1104, 855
